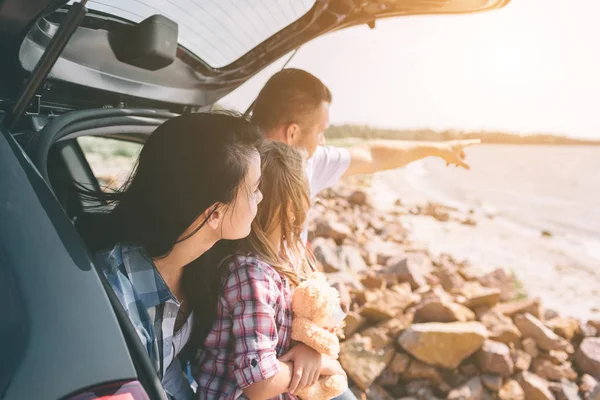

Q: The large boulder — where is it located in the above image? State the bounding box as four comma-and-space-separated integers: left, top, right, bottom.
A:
477, 340, 515, 377
339, 335, 395, 391
398, 322, 488, 369
575, 338, 600, 379
514, 314, 574, 353
548, 380, 581, 400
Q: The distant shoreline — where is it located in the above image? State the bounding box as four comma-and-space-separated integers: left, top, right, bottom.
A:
325, 124, 600, 146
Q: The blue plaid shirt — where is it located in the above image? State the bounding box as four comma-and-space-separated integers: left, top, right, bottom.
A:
96, 243, 194, 400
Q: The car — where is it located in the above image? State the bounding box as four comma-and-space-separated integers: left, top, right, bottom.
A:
0, 0, 510, 399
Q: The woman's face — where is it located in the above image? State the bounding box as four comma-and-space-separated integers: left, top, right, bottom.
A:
219, 150, 263, 239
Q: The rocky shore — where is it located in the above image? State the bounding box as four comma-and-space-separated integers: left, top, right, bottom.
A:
308, 177, 600, 400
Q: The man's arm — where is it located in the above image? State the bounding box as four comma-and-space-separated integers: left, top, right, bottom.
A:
343, 139, 480, 177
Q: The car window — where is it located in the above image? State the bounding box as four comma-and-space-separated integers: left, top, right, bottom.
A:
77, 137, 142, 191
76, 0, 316, 67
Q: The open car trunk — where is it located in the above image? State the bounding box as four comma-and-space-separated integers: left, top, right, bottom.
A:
0, 0, 510, 115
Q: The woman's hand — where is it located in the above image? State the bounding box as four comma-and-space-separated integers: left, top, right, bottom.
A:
279, 343, 322, 394
320, 356, 346, 377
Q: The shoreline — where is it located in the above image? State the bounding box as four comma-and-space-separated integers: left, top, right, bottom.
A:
359, 168, 600, 321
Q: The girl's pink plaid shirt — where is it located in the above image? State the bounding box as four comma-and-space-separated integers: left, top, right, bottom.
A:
194, 254, 298, 400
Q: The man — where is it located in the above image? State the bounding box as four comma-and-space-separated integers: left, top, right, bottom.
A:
251, 68, 478, 399
252, 68, 478, 240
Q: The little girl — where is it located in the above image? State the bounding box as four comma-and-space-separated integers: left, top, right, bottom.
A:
190, 141, 345, 399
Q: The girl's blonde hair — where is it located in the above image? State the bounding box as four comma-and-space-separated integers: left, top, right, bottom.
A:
239, 141, 312, 286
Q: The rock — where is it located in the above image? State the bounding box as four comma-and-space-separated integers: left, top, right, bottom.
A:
588, 320, 600, 332
377, 311, 415, 337
590, 384, 600, 400
532, 359, 578, 382
415, 299, 476, 323
361, 284, 417, 321
348, 190, 369, 206
340, 245, 369, 273
477, 340, 515, 377
542, 350, 570, 365
423, 202, 450, 222
384, 254, 429, 290
580, 322, 598, 338
361, 274, 387, 290
362, 327, 393, 350
458, 282, 502, 309
339, 335, 396, 391
517, 371, 556, 400
546, 317, 581, 341
477, 268, 518, 302
312, 240, 368, 274
482, 374, 504, 392
377, 368, 401, 387
460, 363, 480, 378
402, 360, 443, 384
479, 310, 522, 345
575, 338, 600, 379
511, 349, 533, 371
312, 237, 342, 272
545, 309, 561, 320
579, 374, 598, 393
390, 352, 411, 374
366, 240, 404, 266
447, 377, 484, 400
314, 219, 352, 242
366, 384, 394, 400
398, 322, 488, 369
498, 379, 525, 400
494, 298, 543, 319
514, 314, 574, 353
432, 265, 465, 292
548, 379, 581, 400
344, 311, 367, 338
523, 337, 541, 358
405, 380, 434, 397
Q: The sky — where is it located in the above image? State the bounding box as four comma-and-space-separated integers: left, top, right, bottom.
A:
221, 0, 600, 139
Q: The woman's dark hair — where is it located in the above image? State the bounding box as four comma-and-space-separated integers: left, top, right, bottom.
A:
84, 111, 262, 258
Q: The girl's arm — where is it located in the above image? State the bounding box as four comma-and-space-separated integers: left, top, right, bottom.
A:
225, 259, 318, 399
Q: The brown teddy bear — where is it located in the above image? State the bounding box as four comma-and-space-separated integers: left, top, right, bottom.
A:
291, 271, 348, 400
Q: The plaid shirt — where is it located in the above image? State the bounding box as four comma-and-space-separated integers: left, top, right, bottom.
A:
96, 243, 193, 400
194, 254, 297, 400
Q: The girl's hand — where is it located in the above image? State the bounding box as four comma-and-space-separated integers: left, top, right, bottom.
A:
320, 356, 346, 377
279, 343, 322, 393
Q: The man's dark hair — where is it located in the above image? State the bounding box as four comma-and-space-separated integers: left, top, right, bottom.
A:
251, 68, 332, 133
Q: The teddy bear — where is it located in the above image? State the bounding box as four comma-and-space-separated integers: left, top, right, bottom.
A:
291, 271, 349, 400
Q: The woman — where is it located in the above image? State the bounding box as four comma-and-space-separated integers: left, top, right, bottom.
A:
190, 141, 346, 399
92, 112, 263, 400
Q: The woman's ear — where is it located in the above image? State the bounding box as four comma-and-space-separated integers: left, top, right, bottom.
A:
206, 204, 223, 231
